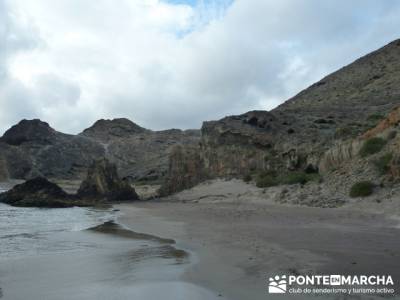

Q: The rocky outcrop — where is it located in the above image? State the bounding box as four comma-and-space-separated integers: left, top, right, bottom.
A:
77, 158, 139, 201
0, 119, 105, 179
0, 177, 77, 207
0, 159, 139, 207
318, 140, 362, 173
161, 39, 400, 195
1, 119, 56, 146
95, 129, 200, 182
80, 119, 200, 182
0, 118, 200, 182
81, 119, 200, 182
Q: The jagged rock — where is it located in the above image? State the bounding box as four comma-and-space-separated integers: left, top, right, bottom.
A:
77, 158, 139, 201
0, 177, 77, 207
81, 120, 200, 182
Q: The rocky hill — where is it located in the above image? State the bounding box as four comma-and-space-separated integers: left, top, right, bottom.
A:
0, 118, 200, 182
161, 39, 400, 201
80, 118, 200, 181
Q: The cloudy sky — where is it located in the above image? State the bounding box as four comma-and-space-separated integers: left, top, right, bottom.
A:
1, 0, 400, 134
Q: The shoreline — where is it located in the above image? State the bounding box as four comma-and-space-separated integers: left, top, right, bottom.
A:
116, 180, 400, 300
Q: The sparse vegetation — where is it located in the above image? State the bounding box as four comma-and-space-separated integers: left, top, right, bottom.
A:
255, 170, 320, 188
367, 113, 384, 123
359, 137, 386, 157
243, 174, 252, 183
334, 126, 358, 139
256, 171, 278, 188
281, 172, 309, 185
373, 153, 393, 175
349, 181, 374, 198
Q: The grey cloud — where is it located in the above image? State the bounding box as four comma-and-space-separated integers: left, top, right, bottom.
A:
1, 0, 400, 134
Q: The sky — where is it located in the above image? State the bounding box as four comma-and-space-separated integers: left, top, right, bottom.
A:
1, 0, 400, 134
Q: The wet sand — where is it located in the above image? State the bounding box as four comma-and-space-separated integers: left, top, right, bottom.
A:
117, 181, 400, 300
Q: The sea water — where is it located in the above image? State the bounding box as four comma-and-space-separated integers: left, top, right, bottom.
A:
0, 188, 224, 300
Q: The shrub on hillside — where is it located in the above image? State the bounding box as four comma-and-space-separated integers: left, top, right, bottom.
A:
359, 137, 386, 157
373, 153, 393, 175
349, 181, 374, 198
281, 172, 308, 185
256, 171, 278, 188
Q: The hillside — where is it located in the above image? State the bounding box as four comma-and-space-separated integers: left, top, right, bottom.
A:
0, 118, 200, 182
161, 39, 400, 203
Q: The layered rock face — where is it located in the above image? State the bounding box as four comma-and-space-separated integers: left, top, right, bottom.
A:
0, 118, 200, 182
159, 145, 206, 196
161, 39, 400, 194
77, 158, 139, 201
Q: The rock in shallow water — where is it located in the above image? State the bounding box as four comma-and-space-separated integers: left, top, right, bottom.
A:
0, 159, 139, 207
0, 177, 78, 208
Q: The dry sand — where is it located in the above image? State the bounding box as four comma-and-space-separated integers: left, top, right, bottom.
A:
117, 179, 400, 300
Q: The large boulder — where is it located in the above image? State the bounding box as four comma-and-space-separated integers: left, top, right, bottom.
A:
77, 158, 139, 201
0, 177, 77, 207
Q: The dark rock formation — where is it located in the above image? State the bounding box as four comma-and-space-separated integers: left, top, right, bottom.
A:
1, 119, 56, 146
80, 118, 148, 143
77, 158, 139, 201
0, 119, 105, 180
161, 39, 400, 195
0, 159, 140, 207
0, 177, 77, 207
80, 119, 200, 182
0, 118, 200, 182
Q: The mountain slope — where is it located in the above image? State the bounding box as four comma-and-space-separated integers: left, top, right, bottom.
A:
161, 39, 400, 197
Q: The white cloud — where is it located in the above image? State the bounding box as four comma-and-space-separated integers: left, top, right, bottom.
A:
1, 0, 400, 134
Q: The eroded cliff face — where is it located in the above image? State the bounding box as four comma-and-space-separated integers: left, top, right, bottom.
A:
159, 145, 205, 196
161, 39, 400, 195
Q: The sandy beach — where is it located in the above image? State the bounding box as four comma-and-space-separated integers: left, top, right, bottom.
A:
117, 179, 400, 300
